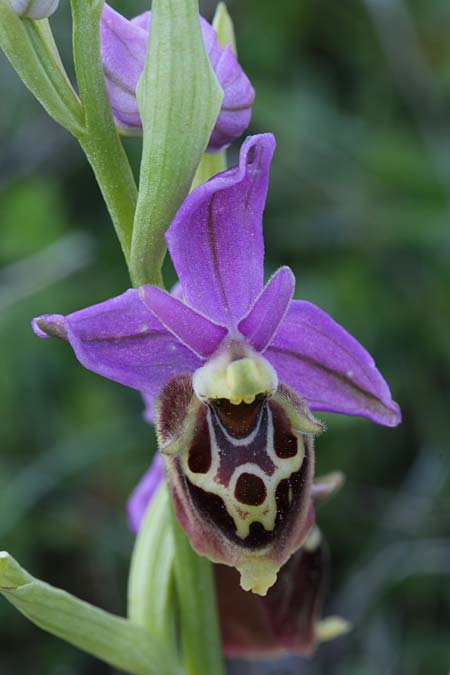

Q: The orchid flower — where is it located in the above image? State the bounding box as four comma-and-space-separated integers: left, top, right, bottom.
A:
33, 133, 400, 596
100, 3, 254, 152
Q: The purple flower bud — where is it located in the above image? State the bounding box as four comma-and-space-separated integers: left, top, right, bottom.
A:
100, 4, 254, 152
9, 0, 59, 19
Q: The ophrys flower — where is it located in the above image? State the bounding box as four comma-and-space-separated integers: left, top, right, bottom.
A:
33, 134, 400, 594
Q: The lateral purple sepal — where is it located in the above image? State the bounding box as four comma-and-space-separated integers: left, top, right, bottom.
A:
238, 267, 295, 352
266, 300, 401, 426
166, 134, 276, 328
127, 453, 165, 533
33, 289, 202, 399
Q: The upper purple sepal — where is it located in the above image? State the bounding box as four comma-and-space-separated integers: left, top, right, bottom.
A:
166, 133, 276, 328
99, 4, 254, 151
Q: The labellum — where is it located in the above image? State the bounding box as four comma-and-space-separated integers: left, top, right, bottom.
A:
157, 347, 323, 595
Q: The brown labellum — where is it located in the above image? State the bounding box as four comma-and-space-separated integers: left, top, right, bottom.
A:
157, 375, 320, 594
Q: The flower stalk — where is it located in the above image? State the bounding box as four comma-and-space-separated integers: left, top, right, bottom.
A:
170, 503, 225, 675
127, 484, 177, 650
70, 0, 138, 262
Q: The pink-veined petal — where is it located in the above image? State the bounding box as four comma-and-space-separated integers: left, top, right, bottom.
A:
238, 267, 295, 352
140, 286, 227, 358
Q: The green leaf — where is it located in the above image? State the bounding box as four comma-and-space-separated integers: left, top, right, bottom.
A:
0, 0, 83, 134
0, 552, 180, 675
130, 0, 224, 287
128, 483, 177, 650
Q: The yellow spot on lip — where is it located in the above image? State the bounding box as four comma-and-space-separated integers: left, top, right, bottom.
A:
229, 394, 256, 405
238, 556, 278, 596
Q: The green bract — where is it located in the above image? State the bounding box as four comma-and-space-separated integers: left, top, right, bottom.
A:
130, 0, 224, 286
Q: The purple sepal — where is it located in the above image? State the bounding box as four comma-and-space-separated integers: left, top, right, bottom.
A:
238, 267, 295, 352
32, 289, 202, 399
266, 300, 401, 426
140, 286, 227, 358
127, 453, 165, 533
100, 5, 254, 150
166, 134, 276, 328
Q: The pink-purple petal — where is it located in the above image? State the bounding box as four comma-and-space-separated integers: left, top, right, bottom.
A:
140, 286, 227, 358
127, 453, 165, 533
166, 134, 276, 329
238, 266, 295, 352
266, 300, 401, 426
32, 289, 202, 398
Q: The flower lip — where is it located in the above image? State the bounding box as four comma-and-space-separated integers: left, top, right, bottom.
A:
192, 341, 278, 405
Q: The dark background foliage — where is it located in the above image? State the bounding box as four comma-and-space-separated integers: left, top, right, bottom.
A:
0, 1, 449, 673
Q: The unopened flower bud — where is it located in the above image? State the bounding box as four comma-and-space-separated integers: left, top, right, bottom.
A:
9, 0, 59, 19
100, 3, 254, 152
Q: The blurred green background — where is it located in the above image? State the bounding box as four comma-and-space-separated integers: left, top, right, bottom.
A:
0, 0, 449, 673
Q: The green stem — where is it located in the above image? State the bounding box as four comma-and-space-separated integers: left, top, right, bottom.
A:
128, 484, 176, 649
70, 0, 137, 262
170, 502, 225, 675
